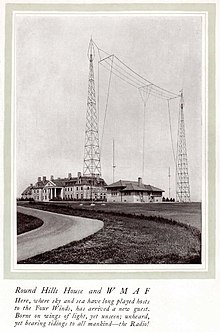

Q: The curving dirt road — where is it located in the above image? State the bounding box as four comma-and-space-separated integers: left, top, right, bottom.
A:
17, 207, 103, 261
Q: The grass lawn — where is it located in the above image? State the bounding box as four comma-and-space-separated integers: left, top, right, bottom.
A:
18, 202, 201, 264
67, 202, 202, 231
17, 212, 44, 235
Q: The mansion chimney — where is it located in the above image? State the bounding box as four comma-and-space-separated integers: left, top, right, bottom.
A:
68, 173, 72, 180
138, 177, 142, 186
43, 176, 46, 182
38, 176, 41, 182
77, 172, 81, 178
50, 175, 54, 181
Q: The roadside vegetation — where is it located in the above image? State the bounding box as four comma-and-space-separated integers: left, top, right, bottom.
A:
17, 212, 44, 235
17, 202, 201, 264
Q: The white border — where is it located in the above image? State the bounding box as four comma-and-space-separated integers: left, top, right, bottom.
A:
12, 10, 208, 273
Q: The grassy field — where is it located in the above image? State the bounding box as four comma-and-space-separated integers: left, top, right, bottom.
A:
17, 212, 44, 235
18, 202, 201, 264
59, 202, 202, 230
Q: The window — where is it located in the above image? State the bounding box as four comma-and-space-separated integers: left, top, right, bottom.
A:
81, 187, 83, 190
76, 187, 79, 191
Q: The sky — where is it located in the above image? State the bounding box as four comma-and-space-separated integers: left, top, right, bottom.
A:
15, 13, 203, 201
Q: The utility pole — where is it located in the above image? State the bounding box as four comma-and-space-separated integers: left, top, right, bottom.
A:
176, 90, 191, 202
168, 167, 171, 200
83, 38, 101, 177
112, 139, 116, 182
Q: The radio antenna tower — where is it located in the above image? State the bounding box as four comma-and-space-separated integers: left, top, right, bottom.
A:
83, 38, 101, 176
176, 90, 190, 202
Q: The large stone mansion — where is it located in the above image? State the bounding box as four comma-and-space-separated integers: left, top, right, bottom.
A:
21, 172, 107, 202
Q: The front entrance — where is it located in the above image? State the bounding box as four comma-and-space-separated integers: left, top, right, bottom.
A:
46, 187, 63, 200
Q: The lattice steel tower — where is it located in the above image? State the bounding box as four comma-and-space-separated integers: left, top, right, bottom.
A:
83, 38, 101, 176
176, 90, 191, 202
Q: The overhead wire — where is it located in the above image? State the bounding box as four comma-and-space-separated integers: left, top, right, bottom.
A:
114, 55, 179, 98
93, 39, 180, 100
92, 40, 111, 61
99, 61, 139, 89
167, 99, 176, 163
100, 56, 141, 86
99, 56, 178, 100
99, 59, 171, 100
100, 55, 114, 153
102, 55, 147, 87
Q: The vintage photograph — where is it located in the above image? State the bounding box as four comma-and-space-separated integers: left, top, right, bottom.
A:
15, 12, 203, 265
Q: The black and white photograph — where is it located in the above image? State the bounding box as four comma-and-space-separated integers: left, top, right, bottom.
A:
15, 12, 203, 266
1, 2, 220, 332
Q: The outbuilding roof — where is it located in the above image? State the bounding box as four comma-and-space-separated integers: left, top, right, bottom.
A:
106, 180, 136, 188
144, 184, 164, 192
122, 183, 147, 192
106, 180, 164, 192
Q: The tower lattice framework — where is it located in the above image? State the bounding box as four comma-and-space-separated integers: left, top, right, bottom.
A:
176, 91, 191, 202
83, 39, 101, 176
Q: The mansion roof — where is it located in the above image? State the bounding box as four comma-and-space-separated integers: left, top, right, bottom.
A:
65, 176, 107, 187
21, 185, 33, 195
31, 175, 107, 190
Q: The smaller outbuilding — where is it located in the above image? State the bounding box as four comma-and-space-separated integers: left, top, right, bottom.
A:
106, 177, 164, 203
